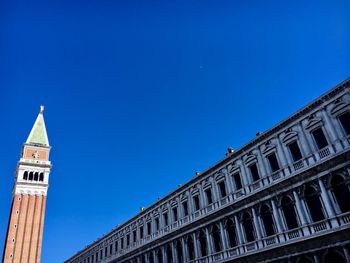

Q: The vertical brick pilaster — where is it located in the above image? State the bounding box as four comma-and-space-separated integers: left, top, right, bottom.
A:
36, 196, 47, 263
3, 194, 21, 263
13, 194, 29, 263
21, 194, 36, 262
29, 195, 43, 262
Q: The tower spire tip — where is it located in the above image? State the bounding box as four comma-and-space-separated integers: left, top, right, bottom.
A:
40, 105, 44, 114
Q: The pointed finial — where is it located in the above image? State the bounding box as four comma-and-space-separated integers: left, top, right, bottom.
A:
40, 105, 44, 114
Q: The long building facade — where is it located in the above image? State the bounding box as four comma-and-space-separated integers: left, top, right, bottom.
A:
66, 79, 350, 263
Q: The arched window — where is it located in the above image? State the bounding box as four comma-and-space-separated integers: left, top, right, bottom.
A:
211, 224, 222, 252
34, 172, 39, 181
324, 250, 346, 263
304, 186, 325, 222
187, 236, 195, 260
331, 175, 350, 213
29, 172, 34, 180
175, 241, 183, 263
260, 204, 275, 236
281, 196, 299, 229
156, 249, 163, 263
166, 244, 173, 263
39, 173, 44, 181
23, 171, 28, 180
198, 230, 208, 257
225, 219, 237, 247
242, 212, 255, 242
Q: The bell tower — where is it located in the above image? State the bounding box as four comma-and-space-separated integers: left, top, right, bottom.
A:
2, 105, 52, 263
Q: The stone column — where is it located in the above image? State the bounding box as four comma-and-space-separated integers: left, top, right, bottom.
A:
343, 246, 350, 263
321, 108, 343, 151
187, 193, 194, 214
300, 196, 312, 223
280, 135, 294, 165
271, 199, 285, 241
252, 207, 263, 248
252, 207, 262, 239
150, 213, 155, 237
239, 161, 250, 188
318, 178, 338, 227
234, 215, 245, 254
211, 181, 220, 202
275, 136, 290, 176
205, 227, 213, 255
181, 237, 187, 263
223, 168, 234, 194
193, 233, 200, 259
219, 221, 228, 251
153, 250, 158, 263
293, 191, 308, 224
234, 215, 243, 244
198, 185, 206, 210
313, 254, 321, 263
161, 246, 166, 263
168, 204, 174, 225
158, 208, 164, 230
171, 242, 177, 263
293, 191, 310, 235
297, 123, 315, 164
255, 149, 268, 178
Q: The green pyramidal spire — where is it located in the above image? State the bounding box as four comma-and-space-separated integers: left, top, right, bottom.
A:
26, 105, 50, 146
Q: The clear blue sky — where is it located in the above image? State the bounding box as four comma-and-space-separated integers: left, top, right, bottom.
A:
0, 1, 349, 262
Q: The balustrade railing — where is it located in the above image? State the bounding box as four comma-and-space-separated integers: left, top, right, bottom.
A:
227, 247, 238, 256
293, 159, 305, 171
339, 211, 350, 224
106, 209, 350, 263
212, 252, 223, 261
318, 146, 331, 159
206, 203, 214, 213
271, 170, 282, 181
250, 180, 262, 191
220, 195, 229, 206
233, 189, 245, 199
263, 235, 278, 246
286, 228, 301, 240
310, 219, 329, 233
245, 241, 257, 251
